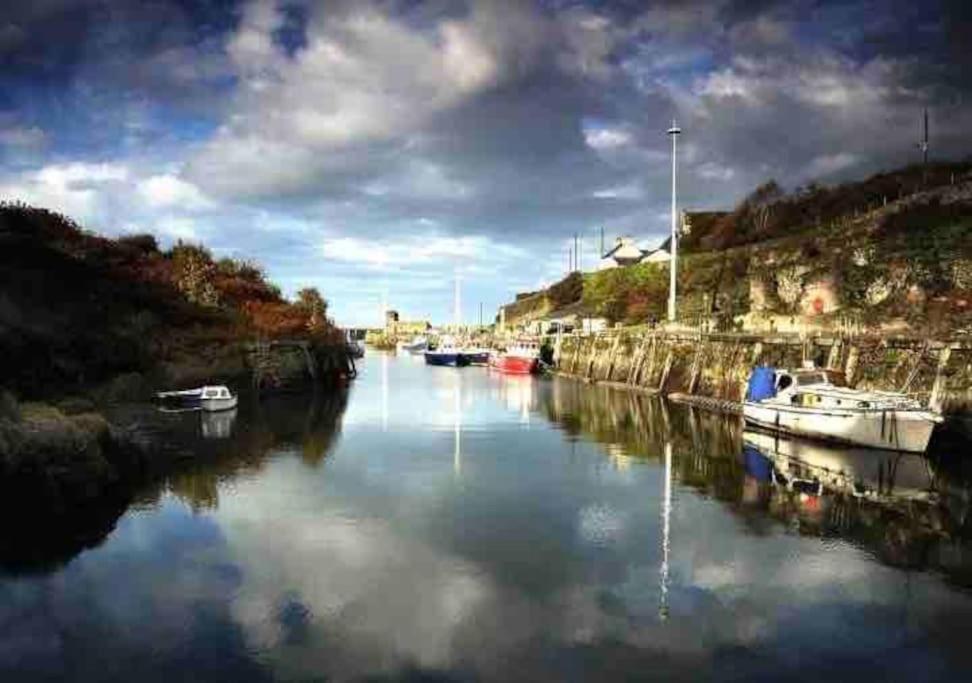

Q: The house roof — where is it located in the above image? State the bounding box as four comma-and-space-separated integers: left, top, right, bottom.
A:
603, 235, 672, 262
642, 236, 672, 257
602, 239, 645, 261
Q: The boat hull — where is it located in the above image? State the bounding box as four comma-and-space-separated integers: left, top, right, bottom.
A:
463, 351, 490, 365
743, 402, 939, 453
489, 355, 538, 375
201, 396, 239, 412
424, 352, 469, 367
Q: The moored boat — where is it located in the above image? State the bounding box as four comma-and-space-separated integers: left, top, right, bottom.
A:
489, 342, 539, 375
199, 385, 238, 412
398, 336, 429, 354
461, 348, 491, 365
743, 366, 942, 453
424, 345, 470, 367
156, 385, 238, 412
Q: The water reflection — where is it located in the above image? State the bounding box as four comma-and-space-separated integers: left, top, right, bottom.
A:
4, 356, 972, 681
539, 378, 972, 584
201, 408, 237, 440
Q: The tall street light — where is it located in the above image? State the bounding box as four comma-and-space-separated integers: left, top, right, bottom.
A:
667, 119, 681, 323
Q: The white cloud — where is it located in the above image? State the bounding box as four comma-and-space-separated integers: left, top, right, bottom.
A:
806, 152, 859, 177
155, 215, 200, 241
187, 0, 617, 200
0, 162, 128, 220
0, 125, 46, 149
136, 174, 213, 210
321, 233, 526, 272
592, 182, 643, 199
696, 161, 736, 182
584, 126, 633, 150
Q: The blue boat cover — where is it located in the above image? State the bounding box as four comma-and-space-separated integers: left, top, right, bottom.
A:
746, 366, 776, 401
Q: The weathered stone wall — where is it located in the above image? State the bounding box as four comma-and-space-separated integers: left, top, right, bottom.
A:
552, 330, 972, 415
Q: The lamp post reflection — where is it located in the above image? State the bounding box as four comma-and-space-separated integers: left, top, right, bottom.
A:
454, 370, 462, 477
660, 440, 673, 621
381, 351, 389, 432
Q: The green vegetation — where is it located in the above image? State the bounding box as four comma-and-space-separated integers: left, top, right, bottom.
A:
503, 162, 972, 334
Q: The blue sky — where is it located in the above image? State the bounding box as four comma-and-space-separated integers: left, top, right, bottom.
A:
1, 0, 970, 326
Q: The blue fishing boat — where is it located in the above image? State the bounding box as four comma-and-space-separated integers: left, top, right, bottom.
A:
424, 346, 470, 367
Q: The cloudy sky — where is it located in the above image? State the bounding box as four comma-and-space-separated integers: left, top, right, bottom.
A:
1, 0, 970, 326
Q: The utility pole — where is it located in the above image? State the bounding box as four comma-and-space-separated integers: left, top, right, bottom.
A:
667, 119, 682, 323
918, 108, 929, 186
454, 271, 461, 330
574, 233, 579, 272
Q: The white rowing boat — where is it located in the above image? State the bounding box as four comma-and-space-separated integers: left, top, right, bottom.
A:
156, 385, 238, 413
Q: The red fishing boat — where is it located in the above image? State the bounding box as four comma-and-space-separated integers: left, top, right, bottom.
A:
489, 342, 540, 375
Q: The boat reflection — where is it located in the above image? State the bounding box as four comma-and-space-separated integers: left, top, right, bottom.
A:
743, 429, 936, 501
538, 376, 972, 583
200, 407, 237, 439
489, 371, 537, 423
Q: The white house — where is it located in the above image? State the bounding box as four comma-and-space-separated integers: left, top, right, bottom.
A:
598, 236, 671, 269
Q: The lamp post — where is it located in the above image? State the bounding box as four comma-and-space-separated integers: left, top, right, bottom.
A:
667, 119, 681, 323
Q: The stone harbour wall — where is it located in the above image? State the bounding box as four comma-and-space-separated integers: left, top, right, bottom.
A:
551, 330, 972, 415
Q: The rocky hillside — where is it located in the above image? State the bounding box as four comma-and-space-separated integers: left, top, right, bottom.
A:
501, 162, 972, 335
0, 203, 340, 400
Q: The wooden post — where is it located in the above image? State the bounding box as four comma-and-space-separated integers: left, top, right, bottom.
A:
604, 334, 622, 381
929, 346, 953, 412
658, 350, 674, 392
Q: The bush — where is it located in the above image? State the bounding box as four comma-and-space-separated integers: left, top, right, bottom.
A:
0, 390, 19, 422
548, 272, 583, 308
117, 233, 159, 255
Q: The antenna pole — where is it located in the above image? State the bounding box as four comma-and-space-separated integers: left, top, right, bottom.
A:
923, 108, 929, 166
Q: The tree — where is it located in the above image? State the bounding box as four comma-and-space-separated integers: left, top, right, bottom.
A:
171, 242, 219, 307
296, 287, 329, 332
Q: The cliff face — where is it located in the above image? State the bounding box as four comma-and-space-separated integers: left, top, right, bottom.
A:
500, 163, 972, 335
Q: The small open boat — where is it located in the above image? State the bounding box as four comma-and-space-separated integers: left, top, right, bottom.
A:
489, 342, 539, 375
743, 366, 942, 453
398, 336, 429, 354
156, 385, 238, 413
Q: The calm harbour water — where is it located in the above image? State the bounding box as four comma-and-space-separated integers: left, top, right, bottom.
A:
4, 352, 972, 681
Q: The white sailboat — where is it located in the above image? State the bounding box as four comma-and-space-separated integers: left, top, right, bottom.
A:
743, 366, 942, 453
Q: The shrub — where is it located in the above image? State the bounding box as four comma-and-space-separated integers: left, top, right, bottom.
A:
0, 390, 19, 423
117, 233, 159, 255
548, 272, 583, 308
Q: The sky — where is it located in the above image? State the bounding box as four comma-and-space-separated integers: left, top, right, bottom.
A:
1, 0, 971, 327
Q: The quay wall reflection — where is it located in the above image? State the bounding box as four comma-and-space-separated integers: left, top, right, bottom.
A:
538, 376, 972, 586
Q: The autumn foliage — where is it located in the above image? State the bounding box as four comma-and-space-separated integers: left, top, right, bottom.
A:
0, 202, 340, 395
